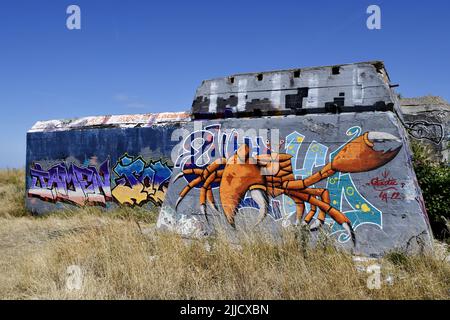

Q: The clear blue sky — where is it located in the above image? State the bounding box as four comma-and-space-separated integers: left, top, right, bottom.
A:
1, 0, 449, 168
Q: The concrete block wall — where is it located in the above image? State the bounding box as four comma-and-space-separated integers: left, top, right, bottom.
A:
25, 62, 435, 256
157, 112, 432, 257
26, 113, 189, 214
192, 61, 398, 118
400, 97, 450, 164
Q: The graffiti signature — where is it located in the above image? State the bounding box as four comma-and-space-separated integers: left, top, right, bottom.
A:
366, 170, 403, 203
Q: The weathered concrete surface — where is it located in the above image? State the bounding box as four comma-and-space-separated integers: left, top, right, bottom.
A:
157, 112, 433, 257
29, 112, 190, 132
400, 96, 450, 164
192, 61, 398, 118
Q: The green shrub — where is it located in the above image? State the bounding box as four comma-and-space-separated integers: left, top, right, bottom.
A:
411, 142, 450, 241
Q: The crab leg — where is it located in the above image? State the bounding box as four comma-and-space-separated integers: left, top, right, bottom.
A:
286, 190, 355, 243
283, 131, 403, 192
293, 198, 305, 225
303, 204, 318, 224
267, 187, 306, 225
287, 190, 348, 224
199, 172, 223, 219
282, 163, 335, 191
255, 153, 292, 164
252, 189, 269, 227
200, 158, 227, 178
173, 157, 226, 183
180, 168, 204, 176
178, 176, 202, 199
256, 156, 293, 177
206, 188, 218, 210
285, 194, 315, 226
298, 188, 331, 226
174, 158, 226, 209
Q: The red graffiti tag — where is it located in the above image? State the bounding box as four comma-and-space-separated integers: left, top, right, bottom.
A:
367, 170, 398, 191
378, 191, 402, 203
366, 170, 403, 203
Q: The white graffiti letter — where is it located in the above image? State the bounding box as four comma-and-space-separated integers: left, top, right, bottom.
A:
366, 264, 381, 290
66, 265, 83, 291
366, 5, 381, 30
66, 5, 81, 30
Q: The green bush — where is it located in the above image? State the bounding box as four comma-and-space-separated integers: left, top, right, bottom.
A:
411, 142, 450, 241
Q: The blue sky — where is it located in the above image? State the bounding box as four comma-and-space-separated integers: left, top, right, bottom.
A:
1, 0, 449, 168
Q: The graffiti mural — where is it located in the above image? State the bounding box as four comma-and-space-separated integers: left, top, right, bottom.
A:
284, 127, 388, 242
405, 120, 444, 144
111, 154, 172, 206
28, 155, 173, 209
174, 124, 282, 217
28, 160, 112, 206
173, 125, 402, 243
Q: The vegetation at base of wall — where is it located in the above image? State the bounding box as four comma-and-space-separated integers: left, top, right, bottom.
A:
0, 169, 159, 223
411, 142, 450, 242
0, 152, 449, 300
0, 168, 449, 299
0, 215, 448, 300
0, 169, 28, 218
42, 206, 160, 225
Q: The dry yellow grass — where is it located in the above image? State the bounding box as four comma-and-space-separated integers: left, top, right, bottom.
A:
0, 169, 27, 218
0, 169, 449, 299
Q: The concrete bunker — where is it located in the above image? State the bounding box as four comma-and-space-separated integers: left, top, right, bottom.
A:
25, 61, 434, 257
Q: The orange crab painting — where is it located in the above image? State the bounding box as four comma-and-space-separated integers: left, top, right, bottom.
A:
174, 131, 402, 242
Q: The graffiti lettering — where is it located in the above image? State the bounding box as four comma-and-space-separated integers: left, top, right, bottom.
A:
174, 123, 278, 169
112, 154, 172, 206
174, 124, 402, 244
281, 127, 384, 242
379, 191, 402, 203
28, 160, 112, 206
175, 124, 285, 218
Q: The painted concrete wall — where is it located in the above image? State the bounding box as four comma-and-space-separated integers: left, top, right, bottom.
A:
25, 111, 433, 256
157, 112, 433, 257
26, 122, 184, 214
25, 62, 436, 257
400, 97, 450, 164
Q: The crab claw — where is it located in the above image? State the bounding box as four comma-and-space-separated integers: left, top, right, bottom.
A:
251, 189, 269, 228
175, 196, 183, 210
331, 131, 402, 173
210, 201, 219, 212
342, 222, 356, 245
236, 143, 251, 164
172, 171, 185, 184
309, 219, 324, 231
200, 204, 208, 223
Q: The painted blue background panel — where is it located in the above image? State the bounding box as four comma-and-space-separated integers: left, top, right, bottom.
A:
26, 124, 181, 214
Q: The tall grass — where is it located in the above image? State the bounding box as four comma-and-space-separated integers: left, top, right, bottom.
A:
0, 169, 27, 218
0, 169, 449, 300
0, 217, 447, 300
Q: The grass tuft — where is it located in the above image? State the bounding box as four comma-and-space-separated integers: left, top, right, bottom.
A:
0, 169, 449, 299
